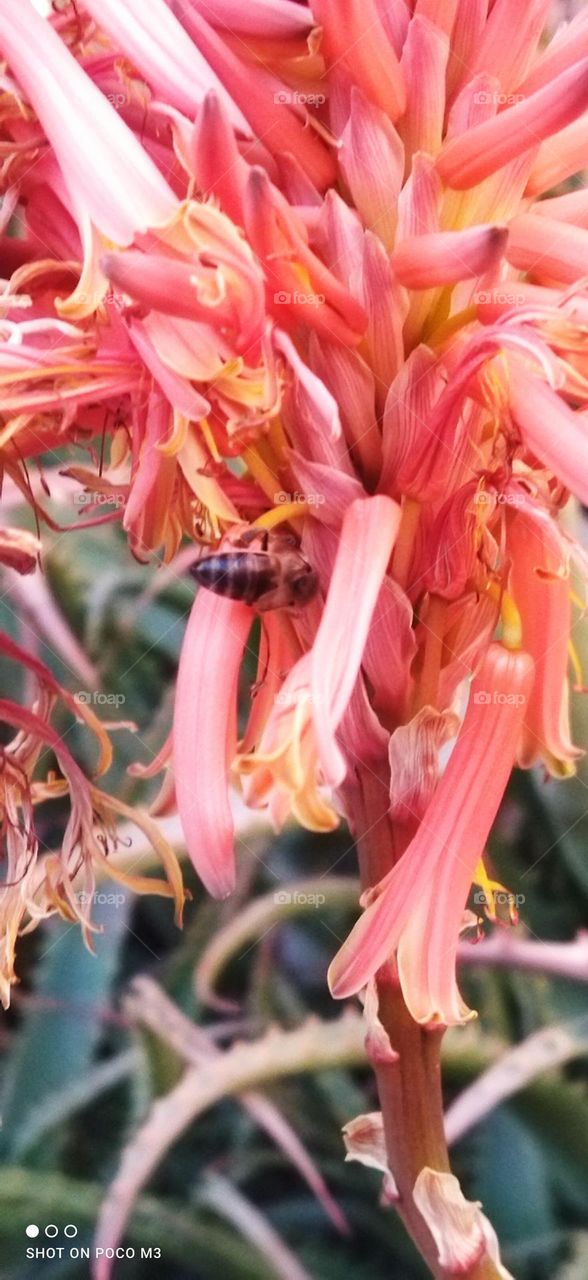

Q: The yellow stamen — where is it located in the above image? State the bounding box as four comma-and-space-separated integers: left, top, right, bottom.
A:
570, 588, 587, 616
568, 637, 584, 691
427, 305, 479, 348
198, 417, 222, 463
254, 501, 308, 531
243, 443, 283, 504
267, 415, 290, 460
500, 590, 522, 651
472, 860, 519, 925
0, 361, 123, 386
158, 411, 189, 456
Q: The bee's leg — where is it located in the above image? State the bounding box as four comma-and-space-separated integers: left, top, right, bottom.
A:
252, 528, 270, 551
251, 617, 271, 696
255, 585, 295, 612
237, 526, 269, 551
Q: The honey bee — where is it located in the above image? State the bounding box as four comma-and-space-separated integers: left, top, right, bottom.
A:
190, 528, 319, 612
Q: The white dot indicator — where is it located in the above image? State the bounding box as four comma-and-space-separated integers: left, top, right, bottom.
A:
46, 1225, 58, 1238
64, 1225, 78, 1238
25, 1225, 39, 1238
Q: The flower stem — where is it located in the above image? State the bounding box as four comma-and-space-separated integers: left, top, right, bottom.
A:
349, 763, 503, 1280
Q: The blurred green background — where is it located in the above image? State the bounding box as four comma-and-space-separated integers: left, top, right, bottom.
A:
1, 510, 588, 1280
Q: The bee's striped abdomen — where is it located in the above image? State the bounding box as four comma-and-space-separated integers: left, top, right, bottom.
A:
192, 552, 278, 604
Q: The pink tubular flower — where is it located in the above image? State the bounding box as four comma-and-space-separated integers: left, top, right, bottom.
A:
234, 496, 400, 832
313, 0, 406, 120
437, 57, 588, 188
507, 363, 588, 504
328, 645, 534, 1025
0, 0, 178, 244
81, 0, 251, 135
508, 508, 581, 775
391, 224, 508, 289
174, 593, 253, 898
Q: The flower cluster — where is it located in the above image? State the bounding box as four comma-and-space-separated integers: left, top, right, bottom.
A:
3, 2, 588, 1268
2, 0, 588, 1008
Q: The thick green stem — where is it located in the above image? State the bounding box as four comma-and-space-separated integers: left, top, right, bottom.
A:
349, 764, 502, 1280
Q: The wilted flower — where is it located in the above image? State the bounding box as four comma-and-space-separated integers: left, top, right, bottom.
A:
0, 632, 184, 1007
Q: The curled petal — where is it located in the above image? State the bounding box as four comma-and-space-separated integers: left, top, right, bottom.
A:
388, 707, 460, 830
362, 978, 398, 1066
343, 1108, 399, 1200
0, 526, 40, 574
413, 1169, 514, 1279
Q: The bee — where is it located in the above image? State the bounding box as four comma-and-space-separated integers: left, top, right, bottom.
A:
190, 527, 319, 612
